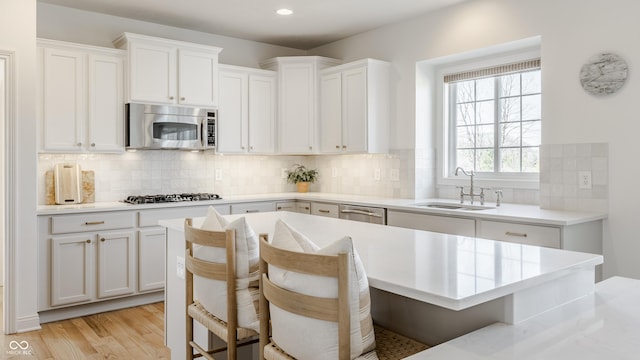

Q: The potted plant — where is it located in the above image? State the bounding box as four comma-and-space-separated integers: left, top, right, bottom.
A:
286, 164, 318, 193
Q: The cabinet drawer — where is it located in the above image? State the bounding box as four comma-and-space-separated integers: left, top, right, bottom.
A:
476, 220, 561, 248
387, 211, 475, 237
296, 202, 311, 214
276, 202, 297, 212
51, 212, 136, 234
311, 202, 339, 218
231, 202, 276, 214
138, 205, 229, 227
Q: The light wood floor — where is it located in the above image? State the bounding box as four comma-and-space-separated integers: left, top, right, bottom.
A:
0, 301, 170, 359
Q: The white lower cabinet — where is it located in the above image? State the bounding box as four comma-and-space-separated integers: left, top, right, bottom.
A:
96, 230, 136, 298
50, 229, 135, 307
138, 228, 167, 292
50, 234, 94, 307
387, 210, 475, 237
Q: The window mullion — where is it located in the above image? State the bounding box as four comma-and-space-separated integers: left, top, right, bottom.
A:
494, 76, 500, 174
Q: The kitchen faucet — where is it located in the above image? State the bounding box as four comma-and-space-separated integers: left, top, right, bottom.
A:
454, 167, 487, 205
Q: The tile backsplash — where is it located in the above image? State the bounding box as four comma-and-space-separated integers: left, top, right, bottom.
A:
37, 149, 417, 204
539, 143, 608, 212
38, 143, 608, 210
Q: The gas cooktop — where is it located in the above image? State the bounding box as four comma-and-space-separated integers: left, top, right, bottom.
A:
123, 193, 222, 204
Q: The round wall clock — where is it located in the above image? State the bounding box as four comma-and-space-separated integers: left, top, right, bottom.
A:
579, 52, 628, 96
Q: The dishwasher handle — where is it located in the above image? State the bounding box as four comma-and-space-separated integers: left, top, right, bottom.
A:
340, 209, 383, 218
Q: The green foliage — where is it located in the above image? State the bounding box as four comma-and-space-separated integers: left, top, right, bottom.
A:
286, 164, 318, 184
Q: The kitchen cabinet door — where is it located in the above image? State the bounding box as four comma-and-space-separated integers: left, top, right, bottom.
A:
178, 48, 219, 107
278, 62, 316, 153
319, 72, 343, 153
318, 59, 389, 154
128, 40, 177, 104
341, 67, 368, 152
138, 227, 166, 292
87, 53, 124, 152
41, 47, 85, 152
51, 234, 94, 306
218, 65, 276, 154
218, 68, 248, 153
261, 56, 341, 154
97, 230, 136, 299
116, 33, 222, 107
39, 40, 125, 153
248, 73, 276, 153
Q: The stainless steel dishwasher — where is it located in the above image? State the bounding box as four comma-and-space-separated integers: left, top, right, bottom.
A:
338, 204, 386, 224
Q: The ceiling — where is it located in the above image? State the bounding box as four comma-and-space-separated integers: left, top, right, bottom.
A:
38, 0, 472, 49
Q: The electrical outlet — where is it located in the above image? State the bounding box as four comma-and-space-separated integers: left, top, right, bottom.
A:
390, 169, 400, 181
374, 168, 381, 181
215, 169, 222, 181
578, 171, 592, 189
177, 256, 185, 279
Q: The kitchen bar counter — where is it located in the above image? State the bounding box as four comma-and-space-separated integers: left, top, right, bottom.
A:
407, 276, 640, 360
38, 192, 607, 226
161, 212, 602, 357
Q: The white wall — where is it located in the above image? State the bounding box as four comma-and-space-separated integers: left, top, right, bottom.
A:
37, 3, 306, 67
310, 0, 639, 279
0, 0, 39, 332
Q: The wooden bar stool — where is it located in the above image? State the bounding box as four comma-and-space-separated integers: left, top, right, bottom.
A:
258, 232, 428, 360
184, 218, 259, 360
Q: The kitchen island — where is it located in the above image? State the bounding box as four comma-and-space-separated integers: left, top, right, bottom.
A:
160, 211, 602, 359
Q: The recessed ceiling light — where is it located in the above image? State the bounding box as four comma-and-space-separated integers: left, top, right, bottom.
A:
276, 8, 293, 16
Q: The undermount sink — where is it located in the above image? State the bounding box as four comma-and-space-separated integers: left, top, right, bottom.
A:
413, 202, 495, 211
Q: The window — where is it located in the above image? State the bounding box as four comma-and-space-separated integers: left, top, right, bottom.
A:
445, 59, 541, 177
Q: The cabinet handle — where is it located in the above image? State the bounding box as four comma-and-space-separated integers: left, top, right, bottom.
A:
336, 145, 340, 149
169, 96, 175, 100
100, 238, 106, 242
318, 209, 330, 213
245, 210, 259, 213
303, 207, 310, 210
85, 239, 91, 244
91, 143, 96, 147
505, 231, 528, 238
342, 145, 347, 149
77, 142, 82, 146
309, 146, 312, 150
181, 97, 186, 101
241, 146, 245, 149
85, 221, 105, 225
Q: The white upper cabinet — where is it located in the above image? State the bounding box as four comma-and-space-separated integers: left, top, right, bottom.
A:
217, 64, 276, 154
261, 56, 341, 154
113, 32, 222, 108
320, 59, 390, 154
38, 39, 125, 153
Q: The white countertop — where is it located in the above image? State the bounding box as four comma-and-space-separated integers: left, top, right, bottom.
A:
407, 276, 640, 360
160, 211, 603, 311
38, 192, 607, 226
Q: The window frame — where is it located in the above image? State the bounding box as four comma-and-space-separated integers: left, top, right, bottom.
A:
435, 47, 541, 190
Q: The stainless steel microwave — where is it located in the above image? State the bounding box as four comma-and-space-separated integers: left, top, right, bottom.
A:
125, 103, 216, 150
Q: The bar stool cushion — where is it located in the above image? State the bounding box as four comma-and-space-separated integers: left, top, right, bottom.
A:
193, 206, 260, 332
268, 220, 375, 359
